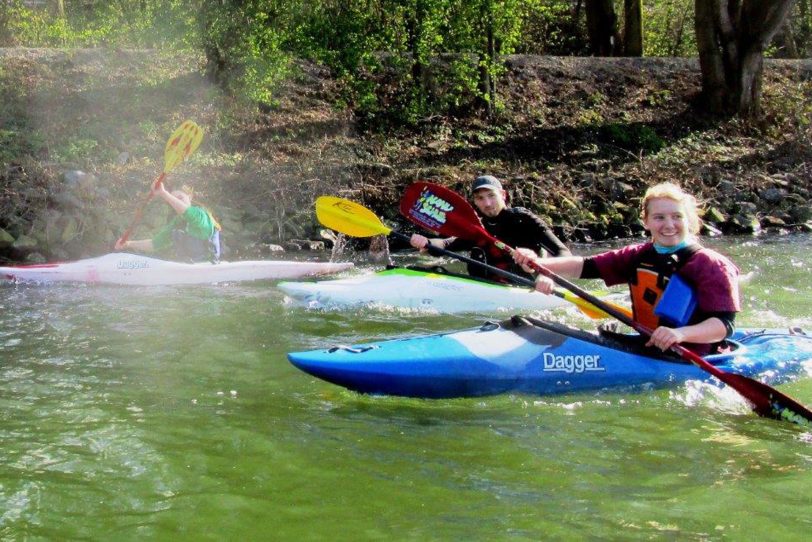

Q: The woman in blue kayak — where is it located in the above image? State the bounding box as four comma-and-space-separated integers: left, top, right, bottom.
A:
514, 182, 740, 355
115, 182, 221, 263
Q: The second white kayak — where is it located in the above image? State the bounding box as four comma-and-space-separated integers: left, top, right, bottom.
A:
0, 253, 354, 285
278, 266, 568, 313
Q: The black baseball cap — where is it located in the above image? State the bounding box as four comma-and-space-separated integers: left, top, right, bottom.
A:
471, 175, 503, 194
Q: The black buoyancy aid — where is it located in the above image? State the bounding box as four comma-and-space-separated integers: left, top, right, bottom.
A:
466, 208, 545, 281
629, 244, 701, 328
468, 242, 519, 281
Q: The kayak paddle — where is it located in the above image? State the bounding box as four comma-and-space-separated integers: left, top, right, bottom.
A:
314, 196, 609, 319
116, 120, 204, 247
400, 181, 812, 426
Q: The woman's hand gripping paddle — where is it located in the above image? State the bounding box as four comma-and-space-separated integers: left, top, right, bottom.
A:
115, 120, 204, 248
315, 196, 609, 319
400, 181, 812, 426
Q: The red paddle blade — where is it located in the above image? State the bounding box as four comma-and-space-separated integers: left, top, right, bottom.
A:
719, 373, 812, 425
400, 181, 492, 242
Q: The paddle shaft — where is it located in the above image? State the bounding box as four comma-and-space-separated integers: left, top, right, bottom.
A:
390, 230, 600, 311
116, 121, 203, 248
391, 231, 532, 286
117, 172, 166, 246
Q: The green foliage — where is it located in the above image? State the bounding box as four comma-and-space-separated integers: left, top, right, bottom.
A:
1, 1, 198, 48
198, 1, 298, 105
51, 137, 99, 163
642, 0, 696, 57
2, 0, 807, 129
799, 0, 812, 56
516, 0, 589, 55
577, 109, 604, 126
0, 128, 44, 165
642, 89, 672, 107
603, 122, 665, 154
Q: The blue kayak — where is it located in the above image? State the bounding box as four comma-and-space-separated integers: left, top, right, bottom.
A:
287, 317, 812, 398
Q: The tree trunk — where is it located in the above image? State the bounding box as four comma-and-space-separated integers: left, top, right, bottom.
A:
773, 20, 799, 57
486, 10, 496, 115
623, 0, 643, 56
736, 48, 765, 117
476, 0, 496, 116
694, 0, 728, 112
49, 0, 65, 19
694, 0, 795, 117
585, 0, 618, 56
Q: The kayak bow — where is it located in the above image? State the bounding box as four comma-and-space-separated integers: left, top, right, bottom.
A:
1, 253, 353, 285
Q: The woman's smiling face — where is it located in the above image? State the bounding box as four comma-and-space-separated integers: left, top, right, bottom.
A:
643, 197, 689, 246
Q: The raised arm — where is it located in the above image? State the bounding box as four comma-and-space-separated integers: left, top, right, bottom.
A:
153, 183, 190, 215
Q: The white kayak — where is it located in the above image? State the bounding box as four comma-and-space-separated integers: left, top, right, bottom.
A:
278, 266, 568, 313
0, 253, 354, 286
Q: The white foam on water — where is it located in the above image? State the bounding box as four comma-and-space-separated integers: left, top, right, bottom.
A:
669, 379, 753, 416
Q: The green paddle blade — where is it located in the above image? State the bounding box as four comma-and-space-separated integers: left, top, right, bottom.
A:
315, 196, 393, 238
163, 120, 203, 173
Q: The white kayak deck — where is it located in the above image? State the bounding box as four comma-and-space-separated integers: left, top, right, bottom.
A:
278, 266, 568, 313
0, 253, 354, 285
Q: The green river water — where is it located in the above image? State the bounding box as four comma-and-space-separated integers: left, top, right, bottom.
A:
2, 235, 812, 541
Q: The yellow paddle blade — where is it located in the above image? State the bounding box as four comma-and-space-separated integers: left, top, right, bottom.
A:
560, 289, 611, 319
560, 289, 633, 320
605, 299, 633, 319
560, 290, 609, 320
315, 196, 393, 238
163, 120, 203, 173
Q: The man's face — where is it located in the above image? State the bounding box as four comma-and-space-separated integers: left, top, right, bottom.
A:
472, 189, 507, 218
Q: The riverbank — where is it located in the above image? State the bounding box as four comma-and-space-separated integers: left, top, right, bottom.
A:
1, 48, 811, 262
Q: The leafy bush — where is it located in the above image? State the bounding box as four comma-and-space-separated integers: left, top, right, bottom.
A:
603, 123, 665, 154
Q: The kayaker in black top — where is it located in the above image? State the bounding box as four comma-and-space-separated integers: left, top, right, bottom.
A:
410, 175, 571, 282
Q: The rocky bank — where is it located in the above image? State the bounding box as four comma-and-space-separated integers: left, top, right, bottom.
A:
1, 48, 812, 263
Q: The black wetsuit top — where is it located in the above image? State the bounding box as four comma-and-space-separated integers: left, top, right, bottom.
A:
447, 207, 570, 281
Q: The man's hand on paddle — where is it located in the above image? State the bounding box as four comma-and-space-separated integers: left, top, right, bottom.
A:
410, 234, 449, 253
513, 247, 555, 294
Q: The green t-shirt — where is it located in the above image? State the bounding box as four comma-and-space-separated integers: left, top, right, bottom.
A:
152, 206, 216, 251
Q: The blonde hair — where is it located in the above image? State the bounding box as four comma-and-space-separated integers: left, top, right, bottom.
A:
641, 183, 701, 234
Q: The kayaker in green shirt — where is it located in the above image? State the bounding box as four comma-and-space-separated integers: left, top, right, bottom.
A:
115, 182, 222, 263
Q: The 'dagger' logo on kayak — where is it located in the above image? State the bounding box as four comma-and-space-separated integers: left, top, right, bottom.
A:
542, 352, 604, 373
117, 259, 149, 270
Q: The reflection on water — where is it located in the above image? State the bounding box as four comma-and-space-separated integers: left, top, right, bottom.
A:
2, 235, 812, 540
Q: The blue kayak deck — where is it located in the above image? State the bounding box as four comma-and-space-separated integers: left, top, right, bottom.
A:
287, 317, 812, 398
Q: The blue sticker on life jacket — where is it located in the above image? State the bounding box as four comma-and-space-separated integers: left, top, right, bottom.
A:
654, 274, 697, 327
